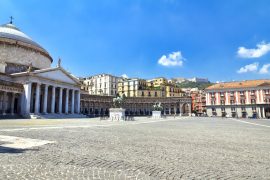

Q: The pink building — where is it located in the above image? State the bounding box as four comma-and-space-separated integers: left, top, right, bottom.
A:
205, 80, 270, 118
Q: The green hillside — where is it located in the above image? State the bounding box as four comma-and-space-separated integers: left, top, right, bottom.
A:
176, 81, 214, 90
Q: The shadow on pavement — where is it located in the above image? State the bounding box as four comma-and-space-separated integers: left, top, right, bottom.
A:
0, 142, 38, 154
0, 146, 28, 153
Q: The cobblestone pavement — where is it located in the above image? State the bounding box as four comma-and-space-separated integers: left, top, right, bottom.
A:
0, 117, 269, 179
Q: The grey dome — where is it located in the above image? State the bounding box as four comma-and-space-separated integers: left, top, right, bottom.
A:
0, 23, 52, 62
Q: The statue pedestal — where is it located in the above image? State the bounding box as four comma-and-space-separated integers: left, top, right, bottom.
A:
109, 108, 126, 121
152, 111, 161, 119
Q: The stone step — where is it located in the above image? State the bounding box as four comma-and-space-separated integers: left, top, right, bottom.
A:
37, 113, 87, 119
0, 114, 25, 119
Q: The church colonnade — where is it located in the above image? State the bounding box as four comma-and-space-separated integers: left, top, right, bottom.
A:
22, 82, 80, 115
0, 90, 21, 115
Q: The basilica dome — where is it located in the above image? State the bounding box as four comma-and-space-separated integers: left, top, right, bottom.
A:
0, 22, 53, 73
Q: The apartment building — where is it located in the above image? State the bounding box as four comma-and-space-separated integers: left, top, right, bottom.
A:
205, 80, 270, 118
118, 77, 184, 98
81, 74, 119, 96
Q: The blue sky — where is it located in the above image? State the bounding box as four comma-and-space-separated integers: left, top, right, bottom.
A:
1, 0, 270, 82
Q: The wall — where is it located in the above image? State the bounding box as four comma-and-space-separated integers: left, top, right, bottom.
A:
0, 43, 51, 70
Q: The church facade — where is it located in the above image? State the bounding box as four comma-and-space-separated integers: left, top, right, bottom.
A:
0, 21, 81, 118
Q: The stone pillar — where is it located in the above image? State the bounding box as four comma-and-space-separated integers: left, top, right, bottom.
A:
43, 84, 48, 114
262, 107, 265, 118
76, 90, 80, 114
246, 91, 249, 104
71, 89, 75, 114
65, 89, 69, 114
179, 104, 182, 116
256, 90, 260, 103
225, 92, 229, 105
51, 86, 56, 113
2, 91, 7, 115
10, 92, 15, 115
58, 87, 63, 113
258, 107, 261, 118
235, 91, 239, 105
34, 83, 41, 114
23, 82, 32, 115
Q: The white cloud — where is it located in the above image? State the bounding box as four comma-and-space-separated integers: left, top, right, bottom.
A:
121, 74, 128, 78
237, 62, 259, 73
158, 51, 185, 67
237, 42, 270, 58
259, 64, 270, 74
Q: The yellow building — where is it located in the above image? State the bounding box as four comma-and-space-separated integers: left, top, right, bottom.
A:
148, 77, 168, 87
118, 77, 184, 98
118, 78, 166, 97
147, 77, 184, 97
165, 85, 184, 97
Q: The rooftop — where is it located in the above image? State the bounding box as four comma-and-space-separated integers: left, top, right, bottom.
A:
206, 79, 270, 90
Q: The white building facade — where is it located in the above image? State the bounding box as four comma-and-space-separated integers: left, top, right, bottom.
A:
82, 74, 119, 96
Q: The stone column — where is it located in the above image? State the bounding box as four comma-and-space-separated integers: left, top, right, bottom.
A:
260, 90, 263, 103
58, 87, 63, 113
2, 91, 7, 115
43, 84, 48, 114
23, 82, 32, 115
225, 92, 229, 105
51, 86, 56, 113
34, 83, 41, 114
10, 92, 15, 115
76, 90, 80, 114
235, 91, 239, 105
256, 90, 260, 103
188, 103, 192, 116
179, 104, 182, 116
262, 107, 265, 118
65, 89, 69, 114
258, 107, 261, 118
71, 89, 75, 114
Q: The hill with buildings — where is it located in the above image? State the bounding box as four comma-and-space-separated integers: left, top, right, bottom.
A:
176, 81, 214, 90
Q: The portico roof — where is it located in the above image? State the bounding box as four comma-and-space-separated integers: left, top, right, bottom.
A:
10, 67, 82, 86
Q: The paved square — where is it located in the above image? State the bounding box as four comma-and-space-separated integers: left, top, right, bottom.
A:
0, 117, 269, 179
